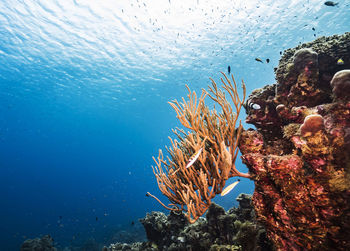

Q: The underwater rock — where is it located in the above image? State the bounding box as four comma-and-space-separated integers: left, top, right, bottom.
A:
139, 211, 168, 243
330, 69, 350, 101
274, 32, 350, 109
229, 193, 255, 222
103, 242, 157, 251
300, 114, 325, 137
208, 244, 240, 251
276, 32, 350, 88
105, 194, 273, 251
241, 32, 350, 250
244, 84, 283, 141
139, 209, 188, 247
292, 48, 318, 72
20, 235, 57, 251
235, 193, 252, 210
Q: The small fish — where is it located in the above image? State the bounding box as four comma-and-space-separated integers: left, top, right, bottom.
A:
228, 65, 231, 75
186, 148, 202, 168
337, 58, 344, 65
312, 27, 315, 31
248, 101, 261, 110
324, 1, 338, 6
255, 57, 263, 63
131, 221, 135, 226
221, 179, 240, 196
96, 217, 98, 221
250, 103, 261, 110
266, 58, 270, 63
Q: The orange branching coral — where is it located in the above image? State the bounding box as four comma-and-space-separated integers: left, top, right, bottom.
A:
147, 72, 250, 223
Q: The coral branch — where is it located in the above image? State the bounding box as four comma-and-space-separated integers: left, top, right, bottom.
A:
148, 72, 250, 223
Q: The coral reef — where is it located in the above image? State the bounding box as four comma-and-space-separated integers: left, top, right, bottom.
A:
275, 33, 350, 108
20, 235, 57, 251
104, 194, 272, 251
103, 242, 157, 251
241, 32, 350, 250
139, 32, 350, 250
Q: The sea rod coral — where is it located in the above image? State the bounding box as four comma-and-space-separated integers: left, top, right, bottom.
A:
147, 72, 250, 223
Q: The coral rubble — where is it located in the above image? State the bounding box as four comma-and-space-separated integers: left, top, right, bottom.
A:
240, 32, 350, 250
104, 194, 272, 251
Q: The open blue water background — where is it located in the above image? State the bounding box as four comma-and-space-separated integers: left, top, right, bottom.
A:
0, 0, 349, 250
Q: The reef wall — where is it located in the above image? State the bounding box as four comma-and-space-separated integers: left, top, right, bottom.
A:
240, 32, 350, 250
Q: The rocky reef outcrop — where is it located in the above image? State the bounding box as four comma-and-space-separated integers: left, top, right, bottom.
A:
104, 194, 273, 251
20, 235, 57, 251
240, 32, 350, 250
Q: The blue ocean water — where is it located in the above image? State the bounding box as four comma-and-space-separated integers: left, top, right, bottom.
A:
0, 0, 349, 250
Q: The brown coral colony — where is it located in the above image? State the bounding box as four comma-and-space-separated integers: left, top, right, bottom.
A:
241, 32, 350, 250
330, 69, 350, 101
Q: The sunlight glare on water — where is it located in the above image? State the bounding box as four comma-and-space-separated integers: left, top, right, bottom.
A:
2, 0, 348, 110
